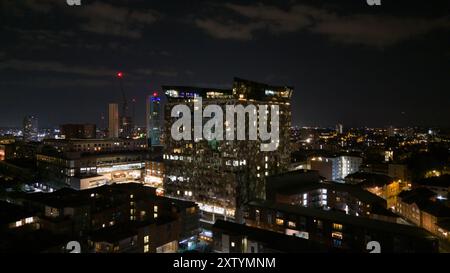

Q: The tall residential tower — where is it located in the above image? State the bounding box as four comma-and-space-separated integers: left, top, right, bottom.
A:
146, 92, 162, 147
23, 115, 38, 142
162, 78, 293, 223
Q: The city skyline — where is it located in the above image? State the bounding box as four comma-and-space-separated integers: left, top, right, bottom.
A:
1, 0, 449, 128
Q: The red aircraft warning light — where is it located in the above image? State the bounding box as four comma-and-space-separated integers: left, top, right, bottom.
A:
117, 72, 123, 78
153, 92, 158, 97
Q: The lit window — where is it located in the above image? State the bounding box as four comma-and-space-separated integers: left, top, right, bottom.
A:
154, 213, 158, 218
15, 220, 23, 227
332, 232, 343, 240
231, 242, 235, 247
130, 194, 134, 199
144, 245, 149, 253
154, 206, 158, 212
275, 218, 284, 225
333, 223, 343, 231
288, 221, 296, 228
25, 217, 34, 224
144, 236, 149, 244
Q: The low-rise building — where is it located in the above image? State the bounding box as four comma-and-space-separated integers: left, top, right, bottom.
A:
37, 139, 149, 189
245, 200, 438, 252
396, 188, 450, 242
345, 172, 409, 208
213, 220, 328, 253
2, 183, 200, 253
266, 170, 400, 223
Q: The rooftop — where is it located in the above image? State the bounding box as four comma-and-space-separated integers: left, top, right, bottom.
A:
345, 172, 393, 187
399, 188, 450, 217
164, 77, 293, 100
213, 220, 328, 253
248, 200, 436, 239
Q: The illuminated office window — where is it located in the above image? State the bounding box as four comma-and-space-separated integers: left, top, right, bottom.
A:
275, 218, 284, 226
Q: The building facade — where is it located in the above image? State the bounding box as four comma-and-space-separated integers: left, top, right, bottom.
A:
308, 155, 362, 181
108, 103, 119, 139
23, 115, 38, 142
2, 184, 200, 253
163, 78, 293, 222
146, 93, 162, 147
60, 124, 96, 139
37, 138, 148, 189
245, 200, 438, 252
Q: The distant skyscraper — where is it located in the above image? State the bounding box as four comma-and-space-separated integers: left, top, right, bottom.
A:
146, 92, 161, 147
162, 78, 293, 222
23, 115, 38, 142
336, 123, 343, 134
108, 103, 119, 139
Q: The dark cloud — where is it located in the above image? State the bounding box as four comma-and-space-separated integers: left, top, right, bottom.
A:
133, 68, 179, 78
195, 18, 263, 40
310, 14, 450, 47
2, 1, 161, 39
77, 2, 161, 38
0, 59, 182, 80
195, 3, 450, 47
1, 78, 112, 88
0, 59, 117, 77
0, 0, 55, 16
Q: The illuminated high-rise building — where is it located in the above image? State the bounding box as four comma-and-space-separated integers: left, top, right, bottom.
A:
108, 103, 119, 139
23, 115, 38, 142
336, 123, 343, 134
162, 78, 293, 223
146, 92, 161, 147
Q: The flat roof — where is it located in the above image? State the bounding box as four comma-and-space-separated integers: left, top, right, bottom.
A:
213, 220, 327, 252
248, 200, 436, 239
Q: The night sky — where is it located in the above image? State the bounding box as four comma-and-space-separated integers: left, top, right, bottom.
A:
0, 0, 449, 128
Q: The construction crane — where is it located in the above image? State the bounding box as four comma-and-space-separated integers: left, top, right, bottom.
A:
116, 71, 134, 138
116, 71, 127, 117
